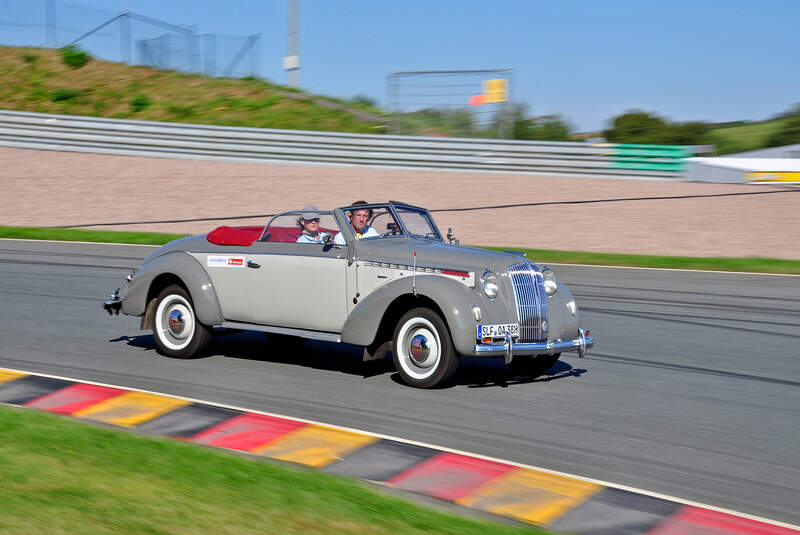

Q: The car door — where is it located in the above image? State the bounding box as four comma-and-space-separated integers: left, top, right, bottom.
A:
244, 214, 348, 332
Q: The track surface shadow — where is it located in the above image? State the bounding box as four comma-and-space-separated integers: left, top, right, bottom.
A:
110, 330, 586, 389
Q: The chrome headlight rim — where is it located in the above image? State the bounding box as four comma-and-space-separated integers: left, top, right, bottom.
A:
541, 265, 557, 296
481, 270, 499, 299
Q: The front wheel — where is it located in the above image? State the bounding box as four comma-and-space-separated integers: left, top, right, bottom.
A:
152, 284, 212, 358
392, 307, 458, 388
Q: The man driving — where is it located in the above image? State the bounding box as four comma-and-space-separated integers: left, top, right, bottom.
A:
334, 200, 379, 245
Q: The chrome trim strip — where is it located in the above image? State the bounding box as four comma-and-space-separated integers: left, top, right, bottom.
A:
471, 331, 594, 358
221, 321, 342, 343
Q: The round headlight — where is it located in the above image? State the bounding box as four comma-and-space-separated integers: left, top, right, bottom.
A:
481, 271, 499, 299
542, 266, 557, 296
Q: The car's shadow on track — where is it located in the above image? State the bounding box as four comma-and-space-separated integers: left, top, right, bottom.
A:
110, 330, 587, 388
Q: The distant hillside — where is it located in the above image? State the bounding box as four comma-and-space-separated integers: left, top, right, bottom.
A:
707, 118, 793, 154
0, 46, 386, 133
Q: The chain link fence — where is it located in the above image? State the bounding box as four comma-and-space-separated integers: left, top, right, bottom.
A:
386, 69, 515, 139
0, 0, 260, 78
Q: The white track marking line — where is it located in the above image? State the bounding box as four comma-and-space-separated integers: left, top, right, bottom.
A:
2, 365, 798, 531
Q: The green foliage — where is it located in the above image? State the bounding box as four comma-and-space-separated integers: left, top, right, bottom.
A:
766, 116, 800, 147
21, 53, 39, 63
604, 111, 712, 146
515, 115, 572, 141
663, 121, 711, 145
130, 94, 151, 112
603, 110, 670, 144
50, 88, 81, 102
60, 45, 90, 69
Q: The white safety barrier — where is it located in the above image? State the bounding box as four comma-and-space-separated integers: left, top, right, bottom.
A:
0, 109, 687, 179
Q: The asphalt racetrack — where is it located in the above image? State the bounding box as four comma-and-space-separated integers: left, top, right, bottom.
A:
1, 239, 798, 526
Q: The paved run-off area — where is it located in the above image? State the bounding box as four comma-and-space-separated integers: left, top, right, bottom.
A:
2, 368, 798, 535
1, 146, 799, 259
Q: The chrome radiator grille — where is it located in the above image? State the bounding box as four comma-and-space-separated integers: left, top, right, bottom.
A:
508, 261, 548, 343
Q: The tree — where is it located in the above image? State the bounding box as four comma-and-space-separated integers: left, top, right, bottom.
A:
664, 121, 711, 145
508, 104, 572, 141
766, 116, 800, 147
603, 111, 670, 144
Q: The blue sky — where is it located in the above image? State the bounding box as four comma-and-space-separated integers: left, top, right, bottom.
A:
2, 0, 798, 131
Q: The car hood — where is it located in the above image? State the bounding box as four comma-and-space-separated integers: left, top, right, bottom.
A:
355, 238, 528, 274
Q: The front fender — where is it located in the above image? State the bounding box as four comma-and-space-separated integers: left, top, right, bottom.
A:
341, 275, 479, 355
121, 251, 224, 326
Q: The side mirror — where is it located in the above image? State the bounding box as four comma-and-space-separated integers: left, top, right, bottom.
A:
322, 233, 334, 245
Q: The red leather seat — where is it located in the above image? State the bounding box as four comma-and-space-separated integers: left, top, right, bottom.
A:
206, 226, 263, 246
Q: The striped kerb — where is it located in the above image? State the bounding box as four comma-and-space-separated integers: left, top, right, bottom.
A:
25, 383, 127, 414
72, 391, 190, 427
253, 425, 379, 468
0, 370, 26, 384
190, 412, 307, 451
457, 467, 602, 525
387, 452, 514, 501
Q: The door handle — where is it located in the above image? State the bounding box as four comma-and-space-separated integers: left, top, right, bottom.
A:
247, 260, 260, 268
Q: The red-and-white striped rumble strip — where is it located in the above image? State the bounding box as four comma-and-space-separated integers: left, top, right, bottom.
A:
1, 368, 797, 534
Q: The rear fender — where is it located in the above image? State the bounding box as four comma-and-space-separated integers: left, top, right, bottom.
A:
121, 252, 224, 326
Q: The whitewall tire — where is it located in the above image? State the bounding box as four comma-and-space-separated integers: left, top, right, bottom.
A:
152, 284, 211, 358
392, 307, 458, 388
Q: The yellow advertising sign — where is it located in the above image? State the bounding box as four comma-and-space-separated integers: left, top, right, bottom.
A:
481, 79, 508, 103
746, 171, 800, 182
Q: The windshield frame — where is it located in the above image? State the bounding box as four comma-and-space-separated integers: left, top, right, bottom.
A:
336, 202, 443, 243
391, 203, 443, 241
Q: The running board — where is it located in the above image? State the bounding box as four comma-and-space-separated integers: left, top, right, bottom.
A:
220, 321, 342, 343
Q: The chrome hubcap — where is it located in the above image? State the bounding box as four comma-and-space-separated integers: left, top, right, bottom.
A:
168, 309, 185, 335
410, 334, 430, 363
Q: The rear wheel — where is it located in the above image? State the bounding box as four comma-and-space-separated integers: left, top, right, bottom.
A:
152, 284, 212, 358
392, 307, 458, 388
510, 353, 560, 377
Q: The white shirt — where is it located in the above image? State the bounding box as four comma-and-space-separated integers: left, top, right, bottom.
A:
333, 225, 378, 245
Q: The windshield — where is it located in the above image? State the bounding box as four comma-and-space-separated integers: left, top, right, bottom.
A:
338, 203, 441, 242
394, 206, 441, 240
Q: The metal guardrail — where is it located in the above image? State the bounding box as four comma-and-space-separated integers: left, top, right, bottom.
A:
0, 110, 697, 179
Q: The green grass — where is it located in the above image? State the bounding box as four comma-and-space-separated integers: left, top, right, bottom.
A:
481, 246, 800, 275
0, 225, 184, 245
2, 226, 799, 274
0, 405, 547, 535
708, 118, 790, 154
0, 45, 384, 134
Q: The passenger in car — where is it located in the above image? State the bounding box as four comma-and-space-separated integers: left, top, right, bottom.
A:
296, 206, 326, 243
333, 200, 380, 245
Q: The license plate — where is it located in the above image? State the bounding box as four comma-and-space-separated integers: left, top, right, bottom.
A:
477, 323, 519, 339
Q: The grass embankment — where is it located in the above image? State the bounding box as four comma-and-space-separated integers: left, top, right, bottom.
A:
707, 118, 791, 155
0, 405, 545, 534
0, 46, 384, 133
2, 226, 799, 274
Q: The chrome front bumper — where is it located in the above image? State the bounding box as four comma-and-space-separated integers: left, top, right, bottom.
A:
472, 329, 594, 364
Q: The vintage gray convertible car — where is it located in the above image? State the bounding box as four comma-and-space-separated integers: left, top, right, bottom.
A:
103, 201, 593, 388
